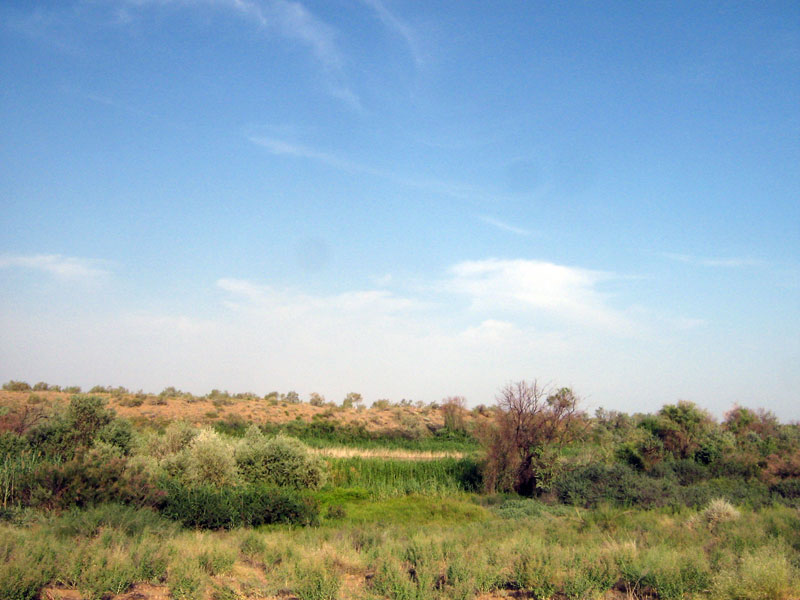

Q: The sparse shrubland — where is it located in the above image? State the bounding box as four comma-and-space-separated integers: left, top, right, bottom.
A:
0, 380, 798, 599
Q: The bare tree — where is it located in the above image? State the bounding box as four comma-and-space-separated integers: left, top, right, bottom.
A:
481, 380, 585, 495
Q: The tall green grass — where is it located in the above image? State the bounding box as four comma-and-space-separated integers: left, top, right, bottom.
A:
325, 457, 481, 498
0, 451, 45, 510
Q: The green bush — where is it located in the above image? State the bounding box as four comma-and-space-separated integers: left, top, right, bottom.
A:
680, 478, 771, 509
553, 463, 677, 508
771, 479, 800, 501
25, 396, 116, 459
22, 448, 164, 510
98, 418, 135, 455
181, 429, 239, 487
235, 429, 326, 490
2, 381, 31, 392
160, 480, 319, 529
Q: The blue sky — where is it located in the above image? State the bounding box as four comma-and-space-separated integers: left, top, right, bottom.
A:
1, 1, 798, 418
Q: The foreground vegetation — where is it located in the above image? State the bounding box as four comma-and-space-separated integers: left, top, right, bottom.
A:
0, 380, 798, 599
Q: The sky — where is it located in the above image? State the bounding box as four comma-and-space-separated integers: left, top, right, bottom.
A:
1, 1, 798, 419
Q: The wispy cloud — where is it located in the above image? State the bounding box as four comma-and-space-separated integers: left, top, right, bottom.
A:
478, 215, 531, 236
217, 277, 427, 313
248, 135, 481, 201
446, 258, 634, 332
0, 254, 110, 281
662, 253, 764, 268
248, 136, 358, 171
357, 0, 424, 66
116, 0, 357, 106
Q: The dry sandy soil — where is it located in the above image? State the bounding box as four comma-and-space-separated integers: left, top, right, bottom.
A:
0, 389, 492, 435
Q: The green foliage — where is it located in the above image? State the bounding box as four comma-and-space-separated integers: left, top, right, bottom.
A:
294, 563, 341, 600
327, 457, 481, 498
181, 429, 240, 487
97, 418, 134, 455
161, 480, 319, 529
711, 545, 800, 600
25, 395, 115, 458
52, 503, 176, 538
22, 447, 164, 510
235, 429, 326, 490
553, 463, 677, 508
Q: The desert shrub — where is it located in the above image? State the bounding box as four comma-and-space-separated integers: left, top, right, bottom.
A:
0, 432, 28, 458
680, 478, 771, 509
197, 546, 236, 576
763, 450, 800, 485
212, 414, 248, 437
616, 429, 665, 471
553, 463, 676, 508
51, 503, 175, 539
239, 531, 267, 558
235, 429, 326, 490
31, 382, 49, 392
160, 481, 319, 529
181, 429, 239, 487
710, 545, 800, 600
492, 497, 546, 519
771, 479, 800, 502
325, 504, 346, 519
26, 396, 116, 459
118, 396, 144, 407
2, 381, 31, 392
670, 458, 710, 485
22, 448, 164, 510
97, 418, 135, 455
695, 498, 740, 530
168, 560, 205, 600
0, 563, 50, 600
341, 392, 362, 409
294, 563, 341, 600
161, 421, 198, 456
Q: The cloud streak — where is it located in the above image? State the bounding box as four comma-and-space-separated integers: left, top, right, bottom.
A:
248, 135, 483, 201
478, 215, 531, 236
0, 254, 110, 281
662, 253, 764, 268
117, 0, 358, 106
357, 0, 424, 66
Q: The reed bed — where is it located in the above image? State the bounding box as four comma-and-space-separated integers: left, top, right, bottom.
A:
325, 457, 481, 498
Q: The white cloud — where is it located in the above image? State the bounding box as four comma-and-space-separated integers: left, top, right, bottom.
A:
446, 258, 633, 332
3, 258, 794, 418
0, 254, 110, 281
